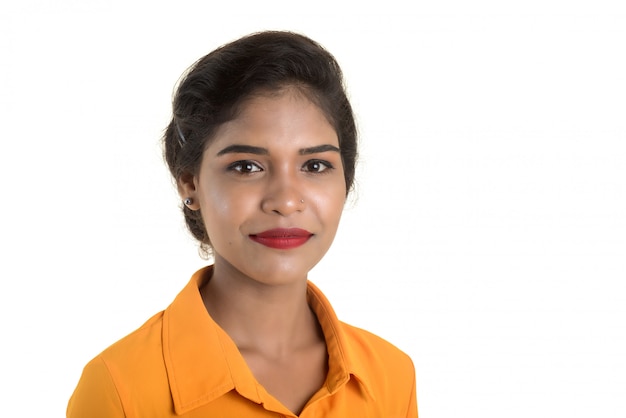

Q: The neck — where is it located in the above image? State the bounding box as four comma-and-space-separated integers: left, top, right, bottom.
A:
200, 258, 322, 357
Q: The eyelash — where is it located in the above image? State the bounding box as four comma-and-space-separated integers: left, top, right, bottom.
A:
303, 159, 334, 174
227, 160, 263, 174
226, 159, 334, 175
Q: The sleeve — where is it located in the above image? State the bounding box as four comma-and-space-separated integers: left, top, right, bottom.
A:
67, 356, 126, 418
405, 359, 418, 418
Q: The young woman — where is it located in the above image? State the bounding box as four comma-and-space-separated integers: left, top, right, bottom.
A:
67, 31, 417, 417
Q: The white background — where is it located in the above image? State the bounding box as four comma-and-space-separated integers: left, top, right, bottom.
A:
1, 1, 625, 417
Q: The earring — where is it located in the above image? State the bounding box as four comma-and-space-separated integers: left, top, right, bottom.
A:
184, 198, 193, 206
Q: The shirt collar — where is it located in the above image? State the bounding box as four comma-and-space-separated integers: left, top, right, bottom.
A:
162, 266, 374, 415
305, 281, 376, 401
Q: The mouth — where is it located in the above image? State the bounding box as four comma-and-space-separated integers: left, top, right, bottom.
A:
249, 228, 313, 250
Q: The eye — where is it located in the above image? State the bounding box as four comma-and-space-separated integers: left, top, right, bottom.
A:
228, 160, 263, 174
303, 159, 333, 173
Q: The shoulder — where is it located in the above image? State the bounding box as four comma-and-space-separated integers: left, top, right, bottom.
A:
67, 355, 126, 418
85, 309, 166, 368
68, 311, 171, 417
338, 321, 417, 414
90, 310, 169, 388
306, 280, 416, 397
99, 311, 165, 360
341, 321, 414, 369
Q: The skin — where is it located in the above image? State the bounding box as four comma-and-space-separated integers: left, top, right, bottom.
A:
178, 88, 347, 414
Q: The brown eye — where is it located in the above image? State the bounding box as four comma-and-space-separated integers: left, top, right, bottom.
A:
229, 160, 263, 174
303, 159, 333, 173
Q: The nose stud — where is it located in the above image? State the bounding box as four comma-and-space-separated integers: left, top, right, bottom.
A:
300, 199, 304, 203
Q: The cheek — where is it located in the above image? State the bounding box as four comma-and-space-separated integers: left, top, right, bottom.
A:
202, 187, 241, 230
201, 185, 251, 235
317, 184, 346, 224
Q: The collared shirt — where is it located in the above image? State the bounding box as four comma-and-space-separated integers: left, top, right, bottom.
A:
67, 266, 418, 417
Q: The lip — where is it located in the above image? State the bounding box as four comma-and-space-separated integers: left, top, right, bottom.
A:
249, 228, 313, 250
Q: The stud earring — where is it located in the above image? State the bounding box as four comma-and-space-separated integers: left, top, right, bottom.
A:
184, 198, 193, 206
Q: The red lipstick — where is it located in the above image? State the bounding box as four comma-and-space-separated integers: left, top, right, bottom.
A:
249, 228, 313, 249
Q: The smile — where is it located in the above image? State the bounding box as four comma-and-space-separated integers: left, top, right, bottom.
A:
249, 228, 313, 249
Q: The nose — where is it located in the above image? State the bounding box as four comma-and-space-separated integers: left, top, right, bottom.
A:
260, 170, 305, 216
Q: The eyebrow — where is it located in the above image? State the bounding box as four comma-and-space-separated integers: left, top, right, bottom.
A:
299, 144, 341, 155
216, 145, 268, 156
216, 144, 340, 156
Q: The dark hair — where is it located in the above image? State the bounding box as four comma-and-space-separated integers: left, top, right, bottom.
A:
163, 30, 358, 253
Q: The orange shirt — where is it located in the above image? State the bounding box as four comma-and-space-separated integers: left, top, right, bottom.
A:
67, 266, 418, 417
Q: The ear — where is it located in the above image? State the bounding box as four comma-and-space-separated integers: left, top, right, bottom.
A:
177, 171, 201, 210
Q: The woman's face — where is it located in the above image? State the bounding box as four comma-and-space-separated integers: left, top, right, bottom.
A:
180, 89, 347, 285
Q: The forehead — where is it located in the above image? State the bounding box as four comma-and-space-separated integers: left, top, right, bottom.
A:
206, 90, 339, 151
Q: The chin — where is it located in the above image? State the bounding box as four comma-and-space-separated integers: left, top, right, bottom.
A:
244, 259, 320, 286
